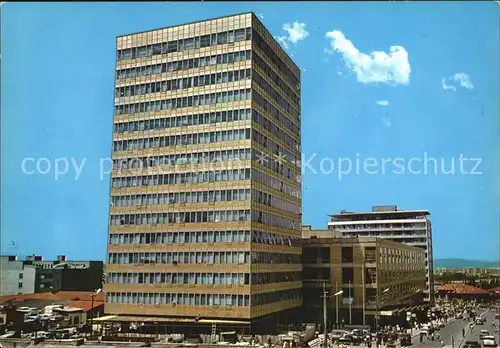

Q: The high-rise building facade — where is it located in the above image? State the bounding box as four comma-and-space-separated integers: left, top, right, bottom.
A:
105, 13, 302, 327
328, 205, 434, 304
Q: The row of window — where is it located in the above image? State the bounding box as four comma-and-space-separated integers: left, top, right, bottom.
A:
111, 168, 250, 188
106, 271, 301, 285
252, 210, 300, 230
110, 210, 250, 226
109, 230, 251, 245
252, 131, 298, 168
112, 147, 298, 185
252, 169, 300, 198
107, 251, 301, 265
108, 231, 299, 247
252, 149, 300, 182
110, 209, 299, 230
114, 88, 251, 115
110, 166, 299, 200
111, 189, 298, 215
330, 223, 427, 230
254, 69, 298, 120
112, 189, 251, 206
112, 149, 250, 171
117, 27, 252, 61
113, 128, 250, 152
117, 50, 252, 79
113, 108, 251, 134
253, 88, 299, 127
116, 28, 298, 108
107, 291, 251, 307
107, 288, 302, 307
344, 232, 427, 239
252, 29, 299, 87
116, 68, 252, 98
114, 134, 298, 180
253, 50, 299, 107
111, 166, 299, 205
254, 109, 299, 151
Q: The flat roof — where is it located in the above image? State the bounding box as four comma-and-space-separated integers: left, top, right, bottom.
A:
115, 11, 300, 73
93, 315, 249, 325
117, 12, 253, 38
329, 209, 431, 218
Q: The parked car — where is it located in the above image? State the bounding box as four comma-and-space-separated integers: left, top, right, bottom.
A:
480, 330, 490, 339
482, 336, 497, 348
463, 341, 480, 348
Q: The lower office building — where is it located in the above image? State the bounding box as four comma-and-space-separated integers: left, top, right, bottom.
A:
301, 236, 427, 329
328, 205, 434, 304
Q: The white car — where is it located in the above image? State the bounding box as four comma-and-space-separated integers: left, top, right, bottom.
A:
482, 336, 497, 348
480, 330, 490, 339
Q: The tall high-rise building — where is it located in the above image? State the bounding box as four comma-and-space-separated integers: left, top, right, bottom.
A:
105, 13, 302, 330
328, 205, 434, 304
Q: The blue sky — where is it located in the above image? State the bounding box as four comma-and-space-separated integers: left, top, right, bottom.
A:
1, 2, 499, 261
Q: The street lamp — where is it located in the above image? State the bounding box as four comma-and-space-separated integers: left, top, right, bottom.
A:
323, 281, 328, 348
376, 288, 390, 332
333, 290, 343, 329
89, 288, 101, 341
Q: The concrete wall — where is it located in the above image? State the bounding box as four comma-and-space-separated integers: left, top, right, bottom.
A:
0, 257, 36, 296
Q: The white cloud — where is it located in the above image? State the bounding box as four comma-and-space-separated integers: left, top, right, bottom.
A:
381, 118, 392, 128
441, 73, 474, 91
283, 22, 309, 43
376, 100, 389, 106
275, 21, 309, 50
325, 30, 411, 85
275, 36, 289, 50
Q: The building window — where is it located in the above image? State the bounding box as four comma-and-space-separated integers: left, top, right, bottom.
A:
365, 268, 377, 283
341, 247, 353, 263
18, 282, 23, 289
364, 247, 376, 262
19, 273, 23, 279
342, 267, 354, 284
366, 288, 377, 306
342, 286, 354, 305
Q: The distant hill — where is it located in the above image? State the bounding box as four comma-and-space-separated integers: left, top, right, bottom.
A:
434, 258, 499, 269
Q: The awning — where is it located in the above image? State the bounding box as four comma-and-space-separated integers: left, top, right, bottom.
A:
91, 315, 249, 325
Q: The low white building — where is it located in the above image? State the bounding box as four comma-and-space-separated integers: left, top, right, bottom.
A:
0, 256, 36, 296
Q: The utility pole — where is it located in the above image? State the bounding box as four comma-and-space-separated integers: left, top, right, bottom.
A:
451, 335, 455, 348
362, 264, 366, 327
375, 290, 379, 333
348, 280, 352, 325
323, 281, 328, 348
335, 281, 339, 329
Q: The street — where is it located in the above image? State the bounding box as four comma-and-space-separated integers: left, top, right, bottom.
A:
462, 311, 499, 347
412, 310, 498, 348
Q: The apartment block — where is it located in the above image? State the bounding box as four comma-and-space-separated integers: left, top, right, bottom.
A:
327, 206, 434, 304
300, 236, 427, 328
105, 12, 302, 330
